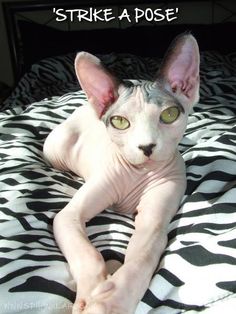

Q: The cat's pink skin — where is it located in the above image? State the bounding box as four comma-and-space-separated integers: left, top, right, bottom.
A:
44, 34, 199, 314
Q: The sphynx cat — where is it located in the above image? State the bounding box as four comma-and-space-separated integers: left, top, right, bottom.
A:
44, 33, 200, 314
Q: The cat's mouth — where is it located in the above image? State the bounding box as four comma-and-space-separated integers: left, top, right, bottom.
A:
134, 157, 157, 168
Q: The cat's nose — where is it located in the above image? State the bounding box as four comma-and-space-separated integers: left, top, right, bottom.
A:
138, 144, 156, 157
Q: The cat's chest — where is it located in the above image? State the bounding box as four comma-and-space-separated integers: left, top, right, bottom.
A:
108, 162, 174, 214
110, 171, 157, 214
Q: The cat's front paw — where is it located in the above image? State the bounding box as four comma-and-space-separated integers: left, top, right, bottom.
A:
72, 280, 115, 314
72, 299, 86, 314
81, 279, 134, 314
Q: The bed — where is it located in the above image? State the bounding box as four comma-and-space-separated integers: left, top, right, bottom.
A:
1, 1, 236, 313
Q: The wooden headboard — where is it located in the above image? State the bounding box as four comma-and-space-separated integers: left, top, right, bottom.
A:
2, 0, 236, 84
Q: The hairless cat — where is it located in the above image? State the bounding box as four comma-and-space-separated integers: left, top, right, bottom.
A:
44, 33, 200, 314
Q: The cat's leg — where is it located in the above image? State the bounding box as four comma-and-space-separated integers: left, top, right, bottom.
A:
82, 178, 186, 314
53, 179, 115, 313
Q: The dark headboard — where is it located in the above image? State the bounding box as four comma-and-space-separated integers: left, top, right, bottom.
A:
3, 0, 236, 84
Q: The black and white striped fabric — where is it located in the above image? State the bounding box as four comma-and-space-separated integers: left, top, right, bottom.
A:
0, 51, 236, 313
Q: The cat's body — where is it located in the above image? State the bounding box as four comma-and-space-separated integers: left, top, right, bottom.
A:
44, 34, 200, 314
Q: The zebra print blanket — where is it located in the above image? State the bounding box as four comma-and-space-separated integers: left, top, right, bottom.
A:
1, 51, 236, 313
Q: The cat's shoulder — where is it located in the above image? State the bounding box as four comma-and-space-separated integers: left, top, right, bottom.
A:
66, 104, 100, 130
71, 104, 97, 120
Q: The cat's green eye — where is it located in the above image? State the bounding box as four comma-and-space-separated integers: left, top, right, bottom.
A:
110, 116, 130, 130
160, 106, 180, 124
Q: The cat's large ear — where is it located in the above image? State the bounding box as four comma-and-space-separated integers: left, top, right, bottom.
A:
156, 33, 200, 108
75, 52, 119, 117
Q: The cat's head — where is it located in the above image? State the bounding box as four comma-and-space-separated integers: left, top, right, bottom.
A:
75, 33, 200, 166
